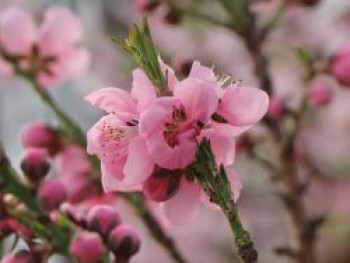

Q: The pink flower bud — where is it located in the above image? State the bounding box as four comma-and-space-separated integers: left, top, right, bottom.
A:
38, 178, 67, 210
143, 169, 181, 202
134, 0, 161, 13
107, 225, 140, 260
20, 148, 50, 183
331, 44, 350, 88
86, 205, 121, 237
20, 122, 61, 155
70, 232, 106, 263
308, 80, 333, 107
268, 97, 285, 118
2, 250, 35, 263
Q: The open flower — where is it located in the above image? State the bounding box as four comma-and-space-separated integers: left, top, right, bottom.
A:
0, 7, 89, 87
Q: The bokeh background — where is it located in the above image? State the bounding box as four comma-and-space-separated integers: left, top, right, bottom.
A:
1, 0, 350, 262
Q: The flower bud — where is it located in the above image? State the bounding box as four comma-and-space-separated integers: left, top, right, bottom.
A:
2, 250, 36, 263
38, 178, 67, 210
86, 205, 121, 237
308, 80, 333, 107
134, 0, 161, 13
143, 168, 181, 202
107, 225, 140, 260
70, 232, 106, 263
20, 122, 61, 155
331, 44, 350, 88
20, 148, 50, 184
268, 97, 286, 118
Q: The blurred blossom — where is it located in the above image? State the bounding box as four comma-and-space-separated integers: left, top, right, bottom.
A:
0, 6, 89, 88
268, 97, 286, 118
331, 44, 350, 88
38, 178, 67, 210
308, 79, 333, 107
20, 121, 61, 155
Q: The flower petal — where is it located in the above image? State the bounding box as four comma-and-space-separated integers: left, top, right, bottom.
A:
101, 164, 139, 192
211, 122, 252, 138
174, 78, 218, 122
189, 61, 217, 85
123, 135, 155, 186
227, 168, 242, 202
162, 178, 201, 224
39, 7, 83, 55
85, 88, 138, 119
0, 8, 36, 54
217, 85, 269, 126
131, 68, 157, 112
199, 129, 235, 165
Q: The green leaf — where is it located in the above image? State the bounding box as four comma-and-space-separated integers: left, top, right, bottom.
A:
296, 47, 313, 67
112, 18, 166, 92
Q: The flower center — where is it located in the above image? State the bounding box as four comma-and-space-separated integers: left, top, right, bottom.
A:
163, 105, 187, 147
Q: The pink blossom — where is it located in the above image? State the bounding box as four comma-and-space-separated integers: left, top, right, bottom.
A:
0, 7, 89, 88
213, 84, 269, 137
308, 79, 333, 107
331, 44, 350, 88
85, 67, 174, 189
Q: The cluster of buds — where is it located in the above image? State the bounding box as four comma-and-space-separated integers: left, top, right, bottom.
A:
19, 121, 99, 210
69, 205, 140, 262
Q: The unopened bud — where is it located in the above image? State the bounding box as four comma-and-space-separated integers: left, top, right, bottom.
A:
20, 148, 50, 184
21, 122, 61, 155
70, 232, 106, 263
308, 80, 333, 107
107, 225, 140, 261
86, 205, 121, 238
331, 44, 350, 88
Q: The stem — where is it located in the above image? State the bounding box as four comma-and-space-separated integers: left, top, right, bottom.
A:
123, 193, 188, 263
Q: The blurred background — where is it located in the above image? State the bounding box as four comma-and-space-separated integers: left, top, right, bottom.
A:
1, 0, 350, 262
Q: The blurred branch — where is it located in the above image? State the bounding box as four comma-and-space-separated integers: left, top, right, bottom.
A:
123, 193, 188, 263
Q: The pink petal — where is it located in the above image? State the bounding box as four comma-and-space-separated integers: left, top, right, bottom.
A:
211, 122, 252, 137
131, 68, 157, 112
189, 61, 217, 85
123, 135, 155, 186
39, 7, 83, 55
101, 164, 139, 192
159, 58, 178, 90
200, 190, 220, 211
55, 145, 91, 177
162, 178, 201, 224
0, 8, 36, 54
85, 88, 138, 119
217, 85, 269, 126
37, 71, 62, 88
227, 168, 242, 202
174, 78, 218, 122
199, 129, 235, 165
59, 47, 90, 78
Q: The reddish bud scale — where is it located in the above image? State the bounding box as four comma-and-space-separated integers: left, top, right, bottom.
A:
2, 250, 36, 263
